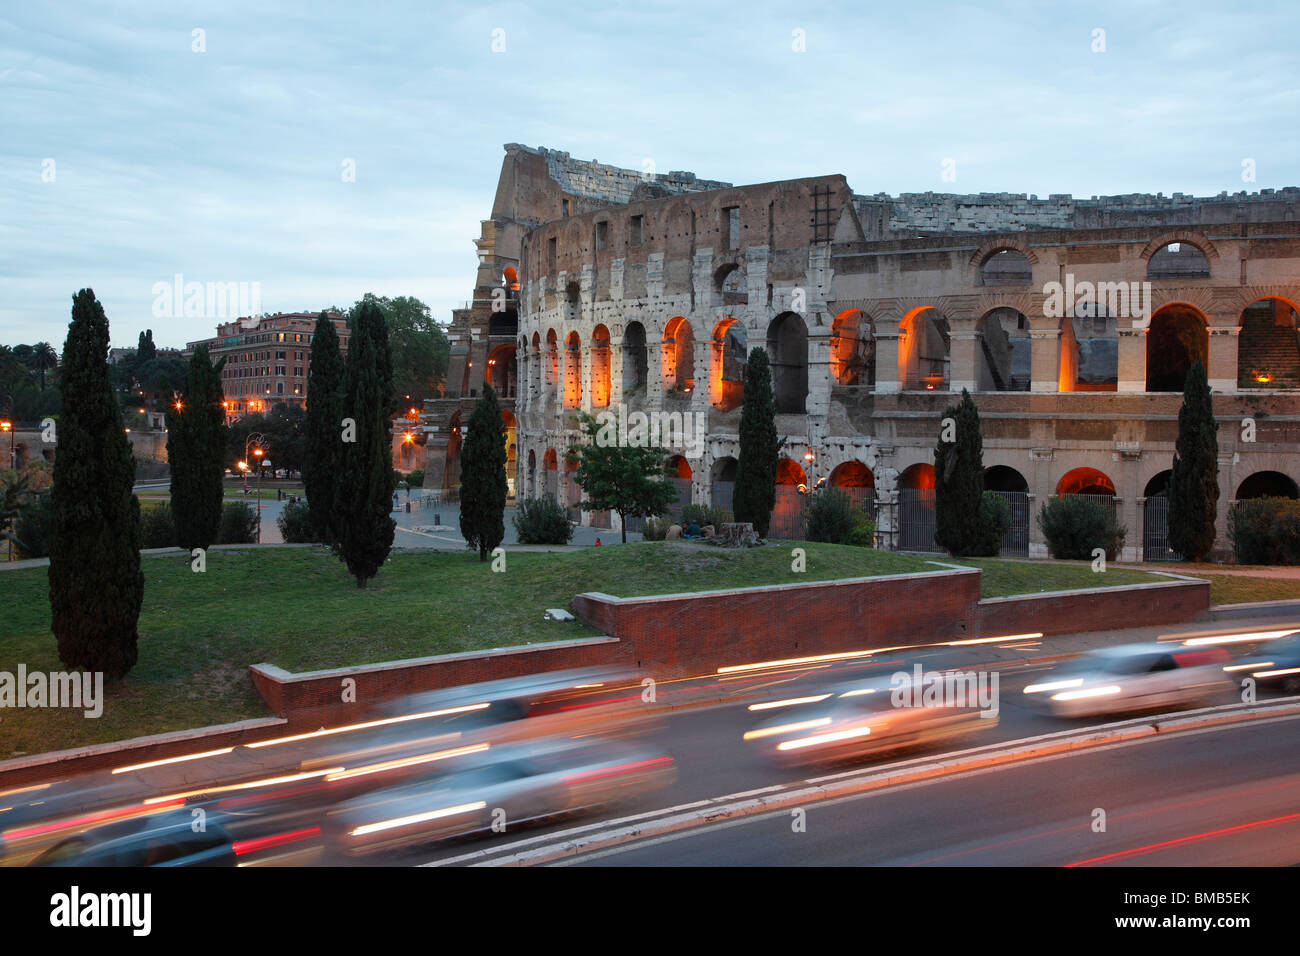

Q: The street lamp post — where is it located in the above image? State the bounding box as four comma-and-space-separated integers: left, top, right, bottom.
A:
244, 432, 267, 542
1, 417, 11, 562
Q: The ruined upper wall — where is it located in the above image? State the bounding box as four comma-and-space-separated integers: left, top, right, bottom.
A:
851, 187, 1300, 239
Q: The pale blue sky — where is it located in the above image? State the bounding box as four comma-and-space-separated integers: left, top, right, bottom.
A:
2, 0, 1297, 349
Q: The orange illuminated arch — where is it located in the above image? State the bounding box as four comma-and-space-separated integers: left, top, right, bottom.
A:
829, 461, 874, 488
1056, 467, 1115, 496
776, 458, 807, 486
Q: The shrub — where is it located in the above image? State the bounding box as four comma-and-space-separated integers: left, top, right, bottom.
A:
218, 502, 259, 544
1038, 495, 1126, 561
15, 490, 53, 558
805, 487, 857, 544
404, 468, 425, 490
1228, 497, 1300, 565
681, 504, 724, 529
641, 516, 671, 541
277, 500, 319, 543
513, 496, 573, 545
139, 501, 177, 549
971, 492, 1011, 557
844, 510, 877, 548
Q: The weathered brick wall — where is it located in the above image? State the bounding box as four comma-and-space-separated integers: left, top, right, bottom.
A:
978, 579, 1210, 637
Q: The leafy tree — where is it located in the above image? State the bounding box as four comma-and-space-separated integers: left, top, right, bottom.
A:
1168, 361, 1219, 561
32, 342, 57, 391
304, 312, 346, 545
137, 329, 157, 363
48, 289, 143, 679
344, 293, 449, 408
567, 411, 678, 544
459, 383, 508, 560
166, 345, 227, 550
733, 347, 781, 537
934, 389, 987, 556
334, 299, 395, 586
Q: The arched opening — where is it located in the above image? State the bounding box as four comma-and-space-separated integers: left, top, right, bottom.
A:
565, 281, 581, 324
897, 463, 938, 552
711, 318, 747, 411
980, 249, 1033, 286
445, 410, 463, 492
545, 329, 559, 389
1236, 471, 1300, 500
769, 457, 807, 539
1143, 469, 1178, 561
899, 307, 950, 391
1072, 302, 1119, 392
501, 409, 517, 499
1147, 242, 1211, 280
1147, 304, 1208, 392
984, 465, 1028, 492
711, 456, 738, 518
503, 266, 520, 292
1057, 467, 1116, 497
976, 308, 1030, 391
767, 312, 808, 413
830, 460, 874, 488
829, 460, 876, 518
983, 464, 1030, 556
488, 307, 517, 338
831, 309, 875, 387
1238, 297, 1300, 389
662, 317, 695, 395
716, 263, 748, 306
564, 331, 582, 407
486, 344, 516, 399
623, 321, 648, 395
564, 454, 581, 521
666, 454, 693, 523
543, 447, 558, 501
590, 325, 611, 407
527, 448, 536, 497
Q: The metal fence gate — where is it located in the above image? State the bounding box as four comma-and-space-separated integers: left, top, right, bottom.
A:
711, 480, 735, 523
1142, 495, 1181, 561
989, 490, 1030, 557
897, 489, 940, 552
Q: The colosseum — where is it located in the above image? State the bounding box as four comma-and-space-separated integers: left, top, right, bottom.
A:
418, 143, 1300, 561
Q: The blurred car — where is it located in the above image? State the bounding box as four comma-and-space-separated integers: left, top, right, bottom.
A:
327, 738, 675, 856
743, 675, 996, 767
1230, 631, 1300, 693
377, 668, 658, 744
27, 809, 238, 867
1022, 643, 1233, 718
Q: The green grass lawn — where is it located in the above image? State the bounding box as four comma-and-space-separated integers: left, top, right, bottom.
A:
0, 542, 1178, 757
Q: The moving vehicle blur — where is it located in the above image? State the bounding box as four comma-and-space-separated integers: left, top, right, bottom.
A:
743, 673, 997, 767
1230, 631, 1300, 693
326, 737, 675, 856
1022, 643, 1233, 718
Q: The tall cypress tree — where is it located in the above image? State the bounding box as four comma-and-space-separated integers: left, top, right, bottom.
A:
49, 289, 143, 679
1168, 361, 1219, 561
166, 345, 226, 551
335, 300, 395, 586
459, 383, 508, 561
733, 347, 780, 537
137, 329, 156, 363
934, 388, 986, 556
305, 312, 345, 546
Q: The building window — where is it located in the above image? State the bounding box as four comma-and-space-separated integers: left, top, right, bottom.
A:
562, 198, 571, 218
722, 206, 739, 250
595, 220, 608, 252
548, 237, 557, 274
629, 214, 643, 246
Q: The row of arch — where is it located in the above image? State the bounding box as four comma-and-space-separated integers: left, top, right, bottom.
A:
831, 295, 1300, 393
975, 241, 1212, 287
523, 314, 798, 412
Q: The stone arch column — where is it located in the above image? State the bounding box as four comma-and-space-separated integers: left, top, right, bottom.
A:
948, 326, 981, 393
1028, 315, 1061, 393
610, 333, 625, 405
691, 334, 710, 413
1117, 327, 1147, 393
873, 317, 903, 394
807, 317, 833, 416
1207, 314, 1241, 394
